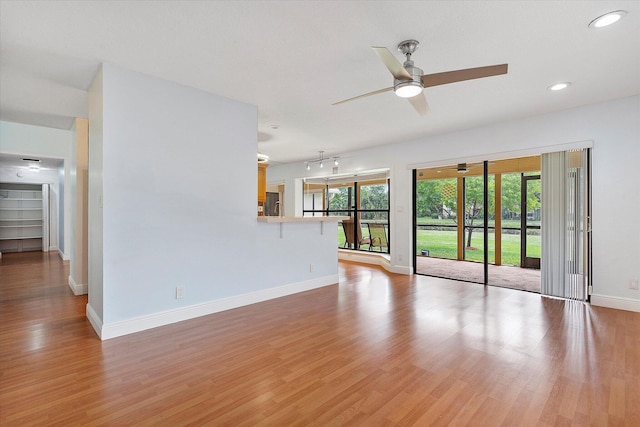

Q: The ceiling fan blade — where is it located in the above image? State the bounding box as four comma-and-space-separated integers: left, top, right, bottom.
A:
332, 87, 393, 106
421, 64, 508, 88
407, 92, 430, 117
372, 47, 412, 80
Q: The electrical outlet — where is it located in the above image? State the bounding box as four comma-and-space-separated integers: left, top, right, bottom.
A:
629, 279, 639, 290
309, 264, 315, 272
176, 286, 185, 299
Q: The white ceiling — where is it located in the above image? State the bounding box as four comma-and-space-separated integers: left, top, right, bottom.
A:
1, 1, 639, 165
0, 152, 63, 172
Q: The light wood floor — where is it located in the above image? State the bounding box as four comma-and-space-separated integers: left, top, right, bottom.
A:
1, 252, 638, 426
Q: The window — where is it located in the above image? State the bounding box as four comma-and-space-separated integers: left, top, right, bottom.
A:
303, 171, 390, 253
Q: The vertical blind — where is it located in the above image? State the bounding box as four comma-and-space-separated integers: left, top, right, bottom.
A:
541, 149, 590, 300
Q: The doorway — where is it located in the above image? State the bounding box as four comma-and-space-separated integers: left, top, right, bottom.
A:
413, 155, 542, 292
0, 183, 50, 254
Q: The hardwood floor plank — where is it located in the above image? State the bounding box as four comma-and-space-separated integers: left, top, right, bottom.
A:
1, 254, 639, 425
468, 394, 510, 426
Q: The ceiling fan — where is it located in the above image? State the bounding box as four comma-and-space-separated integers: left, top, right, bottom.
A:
437, 161, 496, 173
333, 39, 508, 116
418, 162, 496, 177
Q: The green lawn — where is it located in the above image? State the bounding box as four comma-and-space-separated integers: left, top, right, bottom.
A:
337, 222, 540, 266
416, 218, 541, 228
416, 229, 540, 265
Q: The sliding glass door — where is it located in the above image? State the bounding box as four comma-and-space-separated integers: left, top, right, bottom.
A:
414, 162, 490, 284
415, 156, 544, 292
414, 151, 590, 298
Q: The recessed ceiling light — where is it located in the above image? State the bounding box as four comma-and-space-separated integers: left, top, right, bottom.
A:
589, 10, 627, 28
269, 124, 279, 130
548, 82, 571, 91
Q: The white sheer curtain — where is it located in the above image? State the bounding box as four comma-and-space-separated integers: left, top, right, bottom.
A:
541, 150, 589, 300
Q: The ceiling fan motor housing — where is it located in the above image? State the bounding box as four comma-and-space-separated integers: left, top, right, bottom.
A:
393, 40, 425, 97
394, 60, 424, 97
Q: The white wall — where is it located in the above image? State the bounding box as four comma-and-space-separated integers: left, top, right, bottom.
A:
256, 221, 338, 287
69, 118, 89, 295
89, 64, 338, 338
56, 163, 64, 253
95, 63, 256, 324
0, 121, 72, 158
87, 67, 104, 325
268, 96, 640, 308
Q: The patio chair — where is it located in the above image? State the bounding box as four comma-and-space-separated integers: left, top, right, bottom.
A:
367, 223, 388, 252
342, 218, 371, 250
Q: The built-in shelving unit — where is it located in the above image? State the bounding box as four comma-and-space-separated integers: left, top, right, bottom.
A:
0, 184, 45, 253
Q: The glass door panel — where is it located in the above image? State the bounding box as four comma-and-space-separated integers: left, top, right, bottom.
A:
499, 173, 522, 266
521, 175, 541, 269
490, 172, 541, 291
415, 177, 459, 275
329, 184, 354, 248
461, 174, 486, 284
359, 182, 390, 253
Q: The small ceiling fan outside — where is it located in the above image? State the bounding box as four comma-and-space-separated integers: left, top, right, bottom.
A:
333, 40, 508, 116
437, 161, 496, 173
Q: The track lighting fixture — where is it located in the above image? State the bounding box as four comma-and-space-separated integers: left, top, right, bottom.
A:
304, 151, 339, 170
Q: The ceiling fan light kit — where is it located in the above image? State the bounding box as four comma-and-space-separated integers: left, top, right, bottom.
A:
334, 39, 508, 117
395, 80, 422, 98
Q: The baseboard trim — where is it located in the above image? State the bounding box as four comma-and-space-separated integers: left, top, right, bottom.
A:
98, 274, 339, 340
86, 303, 103, 339
338, 250, 412, 275
68, 275, 88, 295
58, 248, 70, 260
591, 294, 640, 313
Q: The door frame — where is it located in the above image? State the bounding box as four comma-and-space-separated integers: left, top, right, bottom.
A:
521, 174, 540, 269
